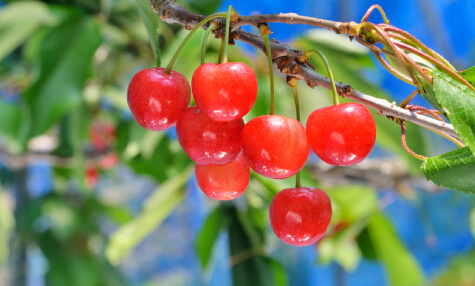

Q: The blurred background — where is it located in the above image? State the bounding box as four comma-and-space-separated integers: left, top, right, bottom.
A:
0, 0, 474, 285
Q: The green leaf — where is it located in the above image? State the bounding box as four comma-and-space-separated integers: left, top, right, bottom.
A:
417, 73, 444, 113
433, 69, 475, 156
0, 1, 55, 62
106, 166, 193, 265
135, 0, 161, 66
421, 147, 475, 193
0, 187, 14, 265
195, 206, 228, 269
318, 185, 380, 271
195, 214, 222, 268
460, 66, 475, 86
318, 225, 363, 271
265, 257, 288, 286
367, 213, 425, 286
328, 185, 378, 223
0, 101, 21, 140
22, 17, 101, 139
226, 205, 286, 286
356, 227, 378, 260
186, 0, 222, 15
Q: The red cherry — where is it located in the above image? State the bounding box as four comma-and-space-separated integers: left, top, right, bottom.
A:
127, 67, 190, 131
176, 106, 244, 165
269, 187, 332, 247
192, 62, 258, 121
240, 115, 309, 179
89, 122, 116, 152
85, 165, 99, 189
306, 102, 376, 166
195, 153, 250, 200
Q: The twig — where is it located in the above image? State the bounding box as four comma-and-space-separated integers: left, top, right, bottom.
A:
148, 0, 459, 139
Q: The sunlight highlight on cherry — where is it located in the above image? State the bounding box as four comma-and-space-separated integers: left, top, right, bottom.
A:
176, 106, 244, 165
269, 187, 332, 247
127, 67, 190, 131
306, 103, 376, 166
192, 62, 258, 121
241, 115, 309, 179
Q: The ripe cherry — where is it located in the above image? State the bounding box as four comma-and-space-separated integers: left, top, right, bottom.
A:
192, 62, 258, 121
195, 153, 250, 200
127, 67, 190, 131
269, 187, 332, 247
240, 115, 309, 179
176, 106, 244, 165
306, 102, 376, 166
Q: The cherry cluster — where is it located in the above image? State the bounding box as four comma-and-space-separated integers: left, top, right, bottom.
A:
127, 57, 376, 246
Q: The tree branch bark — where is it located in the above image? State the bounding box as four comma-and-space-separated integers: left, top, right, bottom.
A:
148, 0, 459, 139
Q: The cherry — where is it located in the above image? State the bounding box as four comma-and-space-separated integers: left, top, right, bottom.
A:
127, 67, 190, 131
195, 153, 250, 200
240, 115, 309, 179
306, 102, 376, 166
176, 106, 244, 165
192, 62, 258, 121
89, 122, 115, 152
269, 187, 332, 247
85, 165, 99, 189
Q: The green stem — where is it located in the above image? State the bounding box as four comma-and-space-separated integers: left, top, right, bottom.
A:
289, 81, 302, 188
201, 22, 217, 65
360, 22, 415, 83
218, 6, 234, 64
260, 25, 275, 115
218, 37, 225, 64
361, 4, 389, 24
399, 89, 418, 108
290, 84, 300, 122
381, 25, 456, 71
295, 172, 302, 188
306, 50, 339, 105
164, 12, 227, 74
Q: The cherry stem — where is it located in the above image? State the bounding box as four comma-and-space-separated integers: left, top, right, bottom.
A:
399, 89, 418, 108
201, 21, 218, 65
405, 105, 445, 122
397, 119, 426, 161
361, 4, 389, 24
287, 76, 302, 188
305, 50, 339, 105
359, 22, 414, 81
295, 172, 302, 188
219, 6, 234, 64
260, 24, 275, 115
164, 12, 227, 74
218, 37, 225, 64
291, 86, 301, 122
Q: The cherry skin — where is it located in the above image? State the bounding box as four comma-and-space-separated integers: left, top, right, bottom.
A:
240, 115, 309, 179
195, 153, 250, 200
176, 106, 244, 165
306, 102, 376, 166
269, 187, 332, 247
192, 62, 258, 121
127, 67, 190, 131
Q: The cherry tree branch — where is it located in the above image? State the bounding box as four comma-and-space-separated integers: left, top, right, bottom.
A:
148, 0, 458, 138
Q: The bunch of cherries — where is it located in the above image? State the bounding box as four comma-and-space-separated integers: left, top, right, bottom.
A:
127, 11, 376, 247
